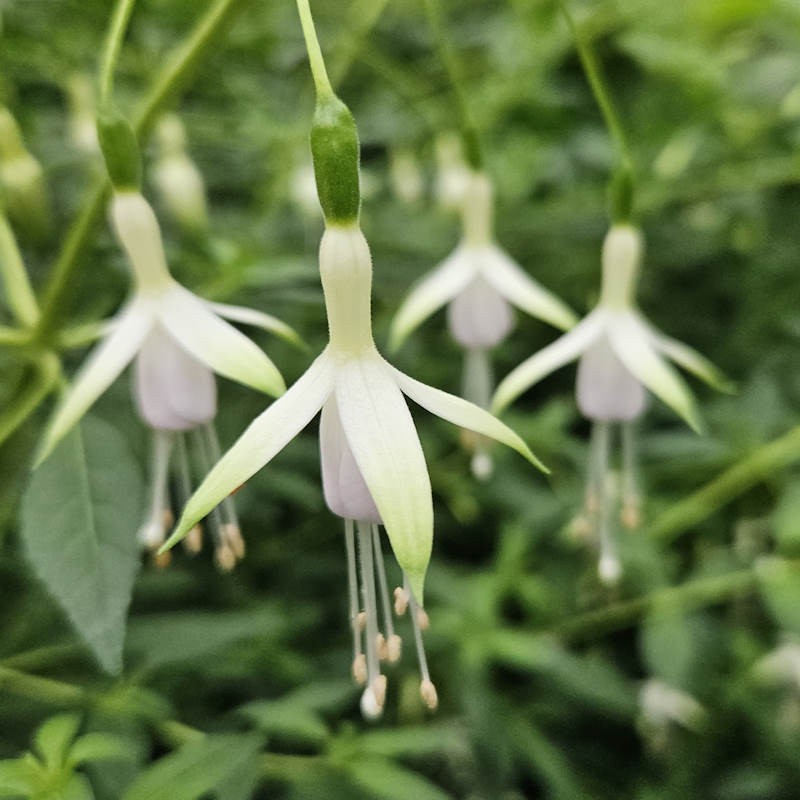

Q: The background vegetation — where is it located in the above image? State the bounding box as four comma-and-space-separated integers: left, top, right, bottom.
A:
2, 0, 800, 797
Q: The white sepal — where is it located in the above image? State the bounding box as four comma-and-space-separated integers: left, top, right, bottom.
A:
36, 300, 154, 465
334, 355, 432, 604
158, 285, 286, 398
163, 352, 335, 551
388, 248, 476, 352
208, 301, 305, 350
390, 364, 547, 472
483, 246, 578, 331
607, 313, 702, 433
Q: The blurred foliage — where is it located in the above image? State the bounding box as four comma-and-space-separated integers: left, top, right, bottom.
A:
1, 0, 800, 797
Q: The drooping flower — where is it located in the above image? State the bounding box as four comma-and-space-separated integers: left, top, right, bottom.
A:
163, 219, 543, 717
390, 169, 577, 477
389, 146, 424, 205
35, 189, 292, 471
492, 223, 732, 583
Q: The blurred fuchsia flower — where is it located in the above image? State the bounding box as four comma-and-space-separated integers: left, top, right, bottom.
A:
493, 224, 731, 584
390, 170, 576, 478
37, 189, 298, 566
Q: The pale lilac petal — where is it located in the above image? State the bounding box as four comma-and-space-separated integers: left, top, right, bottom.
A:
576, 336, 646, 422
319, 395, 381, 523
134, 325, 216, 431
447, 275, 514, 349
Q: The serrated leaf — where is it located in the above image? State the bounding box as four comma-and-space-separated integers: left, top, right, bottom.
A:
33, 714, 82, 767
21, 416, 143, 674
121, 734, 263, 800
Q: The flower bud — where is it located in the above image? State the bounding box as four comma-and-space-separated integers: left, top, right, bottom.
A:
97, 108, 141, 191
310, 94, 360, 224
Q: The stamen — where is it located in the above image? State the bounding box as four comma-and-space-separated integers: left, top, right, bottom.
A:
598, 468, 622, 587
139, 430, 174, 550
357, 521, 382, 690
204, 423, 245, 556
462, 349, 494, 481
372, 525, 401, 663
175, 434, 203, 554
192, 428, 229, 568
344, 519, 365, 684
620, 421, 641, 530
405, 574, 438, 713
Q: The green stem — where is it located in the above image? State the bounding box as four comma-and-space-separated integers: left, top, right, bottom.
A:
649, 425, 800, 545
0, 211, 39, 327
0, 355, 61, 448
98, 0, 138, 109
295, 0, 335, 100
34, 0, 251, 341
422, 0, 483, 170
0, 666, 86, 707
557, 0, 633, 218
553, 562, 763, 643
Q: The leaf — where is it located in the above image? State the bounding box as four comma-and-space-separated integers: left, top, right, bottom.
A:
121, 734, 263, 800
33, 714, 82, 767
125, 603, 289, 671
772, 480, 800, 556
67, 734, 132, 768
0, 758, 39, 796
21, 416, 143, 674
757, 557, 800, 636
348, 758, 450, 800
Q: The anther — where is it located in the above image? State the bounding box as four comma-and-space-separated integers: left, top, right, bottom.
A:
153, 550, 171, 569
376, 633, 388, 661
598, 552, 622, 586
386, 634, 402, 663
214, 544, 236, 572
183, 524, 203, 554
416, 608, 430, 631
357, 611, 367, 631
621, 501, 641, 530
223, 522, 245, 559
373, 674, 387, 708
352, 654, 367, 685
420, 679, 439, 711
393, 587, 409, 616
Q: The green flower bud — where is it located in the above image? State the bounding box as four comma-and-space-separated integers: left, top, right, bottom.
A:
97, 109, 141, 191
310, 94, 360, 224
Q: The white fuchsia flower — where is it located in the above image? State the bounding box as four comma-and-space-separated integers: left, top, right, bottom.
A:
162, 220, 543, 718
493, 223, 732, 583
36, 189, 293, 470
390, 170, 576, 477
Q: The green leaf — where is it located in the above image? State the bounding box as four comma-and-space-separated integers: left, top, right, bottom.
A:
0, 758, 39, 796
41, 773, 95, 800
348, 758, 450, 800
772, 480, 800, 556
67, 734, 132, 768
20, 416, 143, 674
757, 557, 800, 635
33, 714, 82, 768
121, 734, 263, 800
